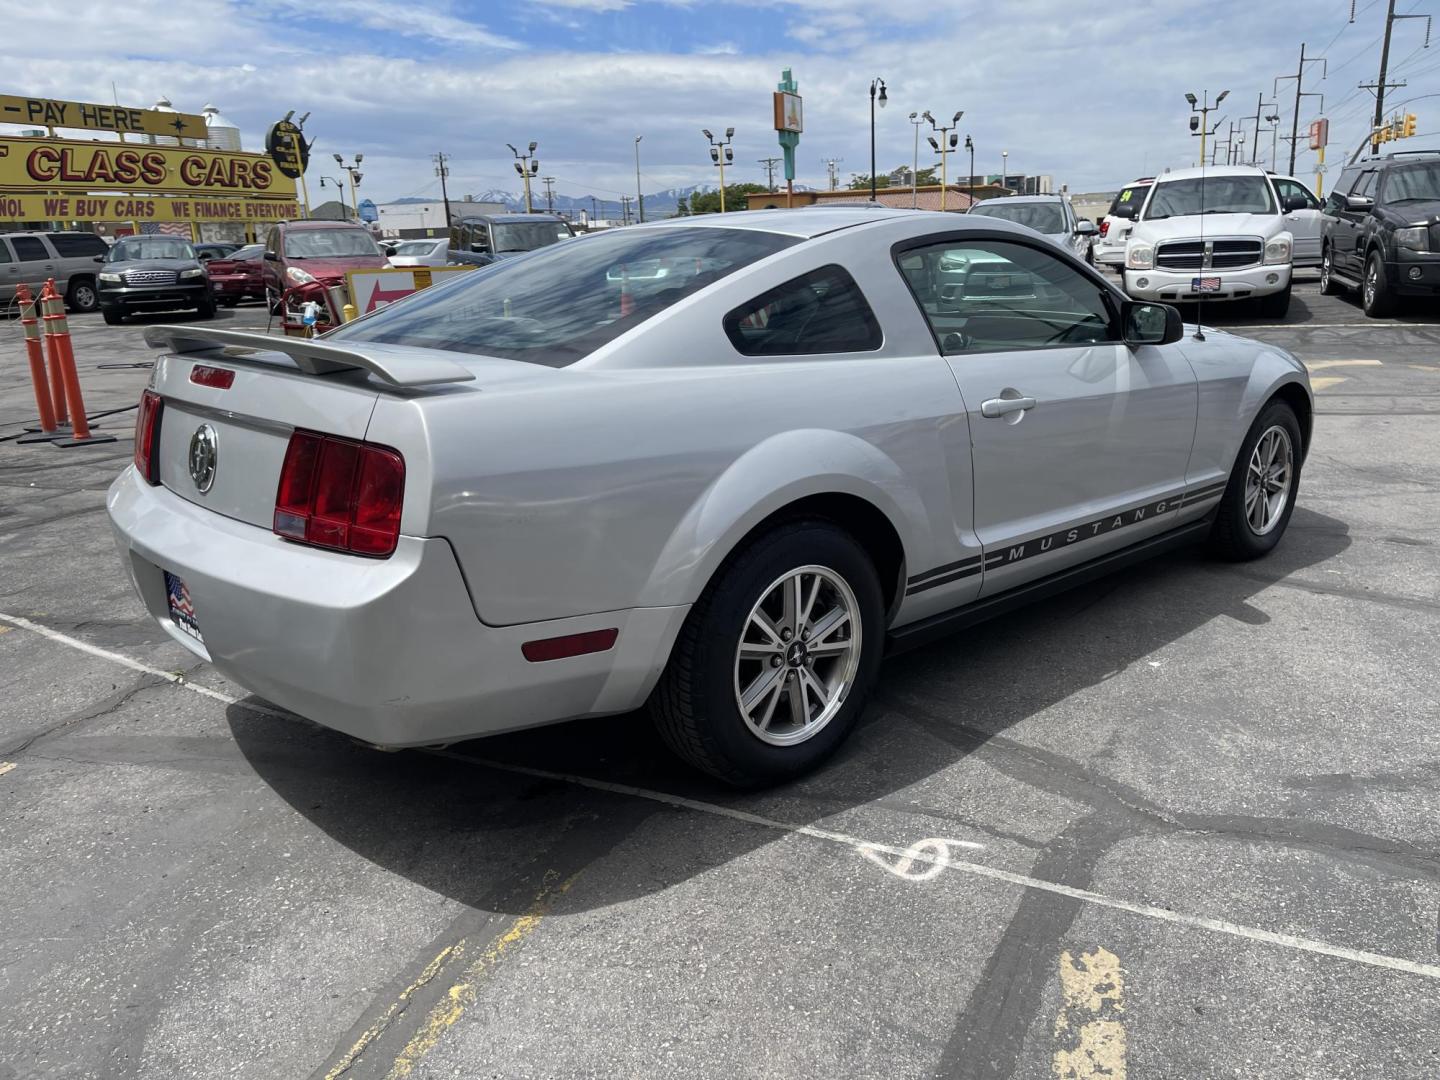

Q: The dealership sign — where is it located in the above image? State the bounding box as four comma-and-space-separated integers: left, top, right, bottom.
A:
0, 94, 207, 140
265, 119, 310, 180
0, 193, 300, 222
0, 137, 297, 197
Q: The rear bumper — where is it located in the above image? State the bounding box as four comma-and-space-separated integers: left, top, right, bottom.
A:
1124, 263, 1291, 302
209, 277, 264, 298
106, 466, 688, 746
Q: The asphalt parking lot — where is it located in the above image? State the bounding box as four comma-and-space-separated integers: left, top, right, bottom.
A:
2, 278, 1438, 1079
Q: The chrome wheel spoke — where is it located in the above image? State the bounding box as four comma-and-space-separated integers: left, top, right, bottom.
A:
741, 666, 784, 714
1243, 425, 1293, 536
809, 605, 850, 647
782, 574, 801, 632
755, 678, 785, 731
750, 610, 783, 648
788, 676, 809, 727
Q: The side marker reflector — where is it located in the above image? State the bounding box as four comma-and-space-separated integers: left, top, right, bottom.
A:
522, 628, 619, 663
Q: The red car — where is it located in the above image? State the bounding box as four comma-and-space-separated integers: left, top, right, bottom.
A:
260, 220, 388, 317
205, 243, 266, 306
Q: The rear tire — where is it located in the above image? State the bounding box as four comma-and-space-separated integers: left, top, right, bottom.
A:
195, 295, 217, 320
66, 279, 99, 313
1210, 400, 1303, 561
101, 305, 124, 326
1362, 251, 1397, 318
1259, 282, 1291, 320
649, 521, 884, 786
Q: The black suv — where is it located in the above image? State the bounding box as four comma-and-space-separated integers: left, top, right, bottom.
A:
1320, 150, 1440, 316
97, 236, 213, 325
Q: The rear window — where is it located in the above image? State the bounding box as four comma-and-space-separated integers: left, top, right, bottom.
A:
334, 226, 798, 366
724, 265, 881, 355
968, 201, 1067, 234
50, 233, 108, 257
1108, 184, 1149, 215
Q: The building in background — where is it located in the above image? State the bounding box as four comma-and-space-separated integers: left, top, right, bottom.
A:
378, 197, 506, 239
745, 183, 1010, 212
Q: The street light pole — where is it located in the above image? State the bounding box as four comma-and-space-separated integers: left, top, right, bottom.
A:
868, 78, 887, 202
506, 142, 540, 213
634, 135, 645, 223
703, 128, 735, 212
1002, 150, 1008, 192
1186, 90, 1229, 166
319, 176, 347, 220
965, 136, 974, 198
333, 154, 363, 219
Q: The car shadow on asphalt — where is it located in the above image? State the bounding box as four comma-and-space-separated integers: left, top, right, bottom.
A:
227, 505, 1352, 914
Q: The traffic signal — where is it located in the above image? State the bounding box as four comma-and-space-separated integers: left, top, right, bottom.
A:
1402, 113, 1418, 138
1378, 123, 1394, 144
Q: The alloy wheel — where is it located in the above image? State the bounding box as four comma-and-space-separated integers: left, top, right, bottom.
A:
1320, 252, 1330, 291
1245, 425, 1294, 536
1364, 261, 1377, 309
73, 284, 97, 311
733, 565, 861, 747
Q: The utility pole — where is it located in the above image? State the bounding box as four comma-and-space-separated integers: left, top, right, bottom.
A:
620, 194, 633, 225
634, 136, 645, 223
1247, 93, 1277, 165
1275, 44, 1326, 173
757, 156, 782, 192
541, 176, 556, 213
1363, 0, 1431, 153
590, 195, 599, 222
822, 157, 842, 191
433, 151, 452, 230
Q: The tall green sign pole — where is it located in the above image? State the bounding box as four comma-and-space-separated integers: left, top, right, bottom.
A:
775, 69, 802, 208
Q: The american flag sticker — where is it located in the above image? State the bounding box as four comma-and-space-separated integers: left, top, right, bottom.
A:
1192, 277, 1222, 292
164, 571, 203, 641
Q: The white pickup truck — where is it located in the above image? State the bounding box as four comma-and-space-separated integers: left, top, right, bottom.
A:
1123, 166, 1314, 318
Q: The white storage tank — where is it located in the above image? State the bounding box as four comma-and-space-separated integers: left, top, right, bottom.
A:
202, 105, 242, 152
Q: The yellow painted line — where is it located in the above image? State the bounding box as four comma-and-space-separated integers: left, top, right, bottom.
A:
1304, 359, 1382, 371
1053, 947, 1127, 1079
384, 870, 577, 1079
0, 762, 16, 777
323, 942, 463, 1080
1309, 376, 1349, 391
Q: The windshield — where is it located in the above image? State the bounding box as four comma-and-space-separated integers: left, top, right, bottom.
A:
968, 202, 1067, 234
1381, 163, 1440, 204
333, 226, 797, 366
1144, 176, 1275, 220
108, 238, 195, 262
491, 221, 571, 253
283, 229, 381, 259
393, 240, 445, 256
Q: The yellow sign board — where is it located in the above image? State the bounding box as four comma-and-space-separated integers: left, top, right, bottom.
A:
0, 192, 300, 223
0, 94, 207, 140
0, 136, 297, 198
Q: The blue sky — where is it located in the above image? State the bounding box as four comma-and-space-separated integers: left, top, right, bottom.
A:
6, 0, 1440, 208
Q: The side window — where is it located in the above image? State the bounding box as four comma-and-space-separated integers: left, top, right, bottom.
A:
0, 241, 12, 265
896, 238, 1116, 355
264, 228, 279, 255
49, 233, 107, 258
11, 237, 51, 262
1353, 171, 1378, 199
723, 265, 882, 356
1326, 169, 1359, 213
1274, 179, 1319, 209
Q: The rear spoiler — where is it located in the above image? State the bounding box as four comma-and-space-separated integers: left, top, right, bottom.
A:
143, 326, 475, 387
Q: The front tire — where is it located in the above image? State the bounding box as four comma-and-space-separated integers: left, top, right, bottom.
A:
649, 521, 884, 786
1259, 282, 1291, 319
101, 305, 124, 326
1210, 400, 1303, 561
1362, 251, 1397, 318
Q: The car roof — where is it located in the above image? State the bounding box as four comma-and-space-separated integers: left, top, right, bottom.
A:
971, 194, 1065, 206
634, 205, 935, 239
1155, 165, 1269, 183
282, 220, 369, 231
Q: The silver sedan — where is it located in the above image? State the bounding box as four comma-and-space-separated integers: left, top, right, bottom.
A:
108, 208, 1311, 785
967, 194, 1098, 262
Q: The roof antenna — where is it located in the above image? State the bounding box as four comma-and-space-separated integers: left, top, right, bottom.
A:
1193, 147, 1207, 342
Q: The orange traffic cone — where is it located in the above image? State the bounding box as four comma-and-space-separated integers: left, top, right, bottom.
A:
40, 280, 116, 447
14, 283, 63, 444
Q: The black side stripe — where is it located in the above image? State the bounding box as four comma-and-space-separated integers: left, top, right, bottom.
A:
905, 481, 1223, 597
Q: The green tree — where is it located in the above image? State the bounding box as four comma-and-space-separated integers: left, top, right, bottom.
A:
848, 165, 939, 191
680, 183, 770, 215
847, 173, 891, 191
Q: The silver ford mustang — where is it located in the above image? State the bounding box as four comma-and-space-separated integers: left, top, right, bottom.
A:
108, 208, 1312, 785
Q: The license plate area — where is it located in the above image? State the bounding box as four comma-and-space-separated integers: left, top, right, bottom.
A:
164, 570, 203, 642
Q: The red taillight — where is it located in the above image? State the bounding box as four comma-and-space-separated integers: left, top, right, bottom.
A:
1099, 220, 1110, 238
190, 364, 236, 389
273, 430, 405, 558
133, 389, 163, 485
522, 628, 619, 663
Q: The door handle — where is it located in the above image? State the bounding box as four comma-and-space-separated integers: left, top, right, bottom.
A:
981, 395, 1037, 418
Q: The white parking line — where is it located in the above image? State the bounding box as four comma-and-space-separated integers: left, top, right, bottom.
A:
5, 609, 1440, 984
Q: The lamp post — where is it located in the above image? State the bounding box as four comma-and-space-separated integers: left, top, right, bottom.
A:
634, 135, 645, 223
333, 154, 363, 218
964, 135, 975, 199
1002, 149, 1008, 192
318, 175, 347, 220
703, 128, 734, 212
868, 78, 887, 202
1266, 112, 1282, 170
1185, 90, 1229, 166
908, 111, 924, 207
506, 142, 540, 213
922, 109, 963, 210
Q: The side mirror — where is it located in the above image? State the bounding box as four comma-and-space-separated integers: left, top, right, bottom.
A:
1122, 300, 1183, 347
1281, 195, 1309, 213
470, 242, 488, 254
1344, 194, 1374, 212
263, 250, 278, 261
1075, 219, 1098, 236
1110, 203, 1138, 220
93, 255, 106, 263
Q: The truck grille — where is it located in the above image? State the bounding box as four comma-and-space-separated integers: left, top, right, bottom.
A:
1155, 239, 1263, 272
125, 269, 180, 286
